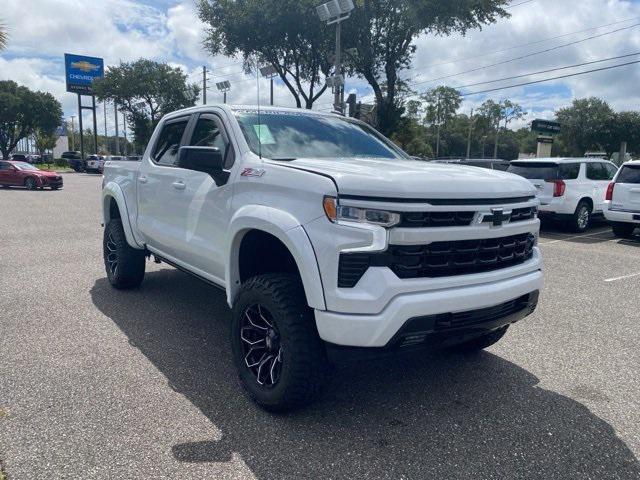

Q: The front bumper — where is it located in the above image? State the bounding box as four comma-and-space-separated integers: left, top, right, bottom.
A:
314, 268, 543, 347
604, 208, 640, 224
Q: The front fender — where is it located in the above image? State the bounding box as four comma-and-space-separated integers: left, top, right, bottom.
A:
102, 182, 144, 249
226, 205, 326, 310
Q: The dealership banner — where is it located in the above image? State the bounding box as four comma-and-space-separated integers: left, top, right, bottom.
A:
64, 53, 104, 95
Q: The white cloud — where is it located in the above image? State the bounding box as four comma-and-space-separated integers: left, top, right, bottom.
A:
2, 0, 640, 132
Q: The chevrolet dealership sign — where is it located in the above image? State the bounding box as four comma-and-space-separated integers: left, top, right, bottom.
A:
64, 53, 104, 95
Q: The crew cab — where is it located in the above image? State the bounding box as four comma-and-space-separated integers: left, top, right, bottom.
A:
604, 160, 640, 238
508, 158, 618, 232
101, 105, 543, 411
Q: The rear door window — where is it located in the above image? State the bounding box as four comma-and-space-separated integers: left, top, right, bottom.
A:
152, 119, 189, 166
586, 162, 609, 180
617, 165, 640, 184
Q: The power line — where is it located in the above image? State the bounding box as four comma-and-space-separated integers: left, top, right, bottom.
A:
460, 60, 640, 96
408, 22, 640, 88
404, 16, 640, 83
455, 51, 640, 89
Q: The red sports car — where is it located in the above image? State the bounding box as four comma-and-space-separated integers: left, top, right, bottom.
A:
0, 161, 63, 190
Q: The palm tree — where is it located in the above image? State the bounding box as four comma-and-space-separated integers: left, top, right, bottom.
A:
0, 21, 7, 51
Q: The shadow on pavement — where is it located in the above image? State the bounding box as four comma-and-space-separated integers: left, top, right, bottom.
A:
91, 270, 640, 479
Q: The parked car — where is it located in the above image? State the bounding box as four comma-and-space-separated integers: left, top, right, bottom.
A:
86, 155, 105, 174
102, 105, 542, 411
62, 151, 85, 172
508, 158, 618, 232
10, 153, 28, 162
433, 158, 511, 171
125, 155, 141, 161
604, 160, 640, 238
0, 160, 63, 190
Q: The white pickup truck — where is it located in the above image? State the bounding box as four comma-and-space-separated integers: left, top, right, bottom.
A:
101, 105, 543, 411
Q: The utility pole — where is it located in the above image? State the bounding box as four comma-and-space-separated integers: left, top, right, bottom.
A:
122, 111, 127, 156
435, 93, 441, 158
114, 102, 119, 156
70, 115, 76, 151
103, 102, 108, 152
466, 108, 474, 159
202, 66, 207, 105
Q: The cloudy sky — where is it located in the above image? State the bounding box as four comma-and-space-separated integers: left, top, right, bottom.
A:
2, 0, 640, 134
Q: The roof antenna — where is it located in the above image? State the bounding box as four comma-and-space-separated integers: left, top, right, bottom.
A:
256, 56, 262, 160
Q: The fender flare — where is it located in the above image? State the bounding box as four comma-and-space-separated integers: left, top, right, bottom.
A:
226, 205, 326, 310
102, 182, 144, 249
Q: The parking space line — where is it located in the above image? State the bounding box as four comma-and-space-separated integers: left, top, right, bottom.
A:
604, 271, 640, 282
538, 230, 612, 245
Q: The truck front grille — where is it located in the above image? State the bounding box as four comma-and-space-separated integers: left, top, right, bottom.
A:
338, 233, 535, 287
399, 211, 475, 228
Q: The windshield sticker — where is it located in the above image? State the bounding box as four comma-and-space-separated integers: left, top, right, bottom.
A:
253, 124, 276, 144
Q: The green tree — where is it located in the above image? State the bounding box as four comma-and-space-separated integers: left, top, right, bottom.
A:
93, 59, 199, 147
421, 86, 462, 157
198, 0, 333, 109
343, 0, 509, 135
555, 97, 616, 156
34, 128, 58, 157
0, 81, 62, 159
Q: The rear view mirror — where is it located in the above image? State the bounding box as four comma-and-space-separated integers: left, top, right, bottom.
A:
178, 146, 224, 175
178, 146, 229, 185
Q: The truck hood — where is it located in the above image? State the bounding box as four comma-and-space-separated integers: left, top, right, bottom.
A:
277, 157, 535, 200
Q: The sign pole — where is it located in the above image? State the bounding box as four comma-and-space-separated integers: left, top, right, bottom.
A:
92, 96, 98, 154
77, 94, 85, 163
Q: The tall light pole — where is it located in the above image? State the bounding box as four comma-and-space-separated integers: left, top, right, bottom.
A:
317, 0, 354, 115
216, 81, 231, 104
202, 66, 208, 105
260, 65, 278, 106
70, 115, 76, 151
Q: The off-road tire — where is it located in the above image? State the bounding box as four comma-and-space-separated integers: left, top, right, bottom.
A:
448, 326, 509, 353
103, 219, 145, 289
568, 200, 592, 233
231, 273, 328, 412
611, 222, 636, 239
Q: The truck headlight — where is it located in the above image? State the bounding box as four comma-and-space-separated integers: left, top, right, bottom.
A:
323, 196, 400, 228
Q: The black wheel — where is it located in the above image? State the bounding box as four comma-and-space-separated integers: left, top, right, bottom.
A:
568, 200, 592, 233
51, 186, 61, 190
612, 222, 636, 239
24, 177, 37, 190
448, 326, 509, 353
103, 219, 146, 289
231, 274, 328, 412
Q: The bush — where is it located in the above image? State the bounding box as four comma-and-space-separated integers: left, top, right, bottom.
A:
53, 158, 69, 168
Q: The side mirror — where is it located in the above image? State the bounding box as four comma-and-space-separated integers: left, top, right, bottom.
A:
178, 146, 224, 175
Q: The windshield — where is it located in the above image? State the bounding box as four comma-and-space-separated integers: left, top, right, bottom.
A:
13, 162, 39, 171
234, 110, 408, 161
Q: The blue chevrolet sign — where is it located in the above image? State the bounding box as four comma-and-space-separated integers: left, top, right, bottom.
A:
64, 53, 104, 95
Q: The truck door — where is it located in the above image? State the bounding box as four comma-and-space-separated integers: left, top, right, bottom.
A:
136, 116, 192, 258
166, 112, 236, 283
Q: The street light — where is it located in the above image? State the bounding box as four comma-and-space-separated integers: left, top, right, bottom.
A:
216, 80, 231, 104
316, 0, 354, 115
260, 65, 278, 106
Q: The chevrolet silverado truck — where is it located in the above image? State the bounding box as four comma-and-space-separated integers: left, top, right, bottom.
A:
101, 105, 543, 411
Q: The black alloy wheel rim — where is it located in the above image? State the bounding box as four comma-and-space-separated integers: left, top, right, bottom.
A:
105, 232, 118, 277
240, 304, 283, 387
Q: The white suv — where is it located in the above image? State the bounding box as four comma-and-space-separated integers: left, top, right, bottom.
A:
508, 158, 618, 232
604, 160, 640, 238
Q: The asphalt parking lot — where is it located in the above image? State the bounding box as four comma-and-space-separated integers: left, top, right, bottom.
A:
1, 173, 639, 480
